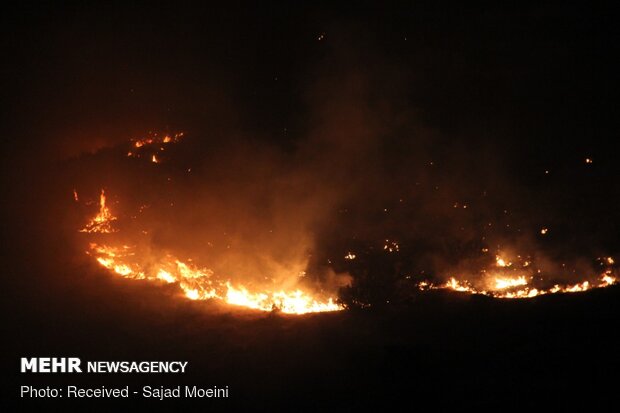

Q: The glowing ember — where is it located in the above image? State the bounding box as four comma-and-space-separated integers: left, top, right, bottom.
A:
128, 132, 184, 162
383, 240, 400, 253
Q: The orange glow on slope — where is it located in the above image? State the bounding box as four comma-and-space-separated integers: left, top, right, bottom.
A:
423, 274, 615, 299
76, 130, 618, 311
414, 248, 617, 299
87, 241, 341, 314
81, 189, 617, 309
79, 189, 117, 233
79, 183, 342, 314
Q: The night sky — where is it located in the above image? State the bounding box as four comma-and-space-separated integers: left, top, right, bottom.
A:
2, 2, 620, 409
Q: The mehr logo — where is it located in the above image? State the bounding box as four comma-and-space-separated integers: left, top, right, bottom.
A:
21, 358, 82, 373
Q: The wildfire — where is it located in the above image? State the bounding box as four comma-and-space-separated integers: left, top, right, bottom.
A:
423, 271, 616, 299
87, 242, 341, 314
494, 276, 527, 290
419, 273, 615, 299
131, 131, 183, 149
412, 247, 618, 299
79, 190, 118, 233
445, 277, 476, 293
80, 187, 617, 309
127, 132, 184, 162
225, 283, 339, 313
75, 131, 618, 312
79, 184, 342, 314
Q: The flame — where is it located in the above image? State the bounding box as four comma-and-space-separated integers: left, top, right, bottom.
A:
81, 187, 617, 309
495, 255, 511, 267
81, 189, 616, 309
443, 277, 477, 293
225, 283, 339, 314
79, 186, 341, 315
128, 132, 184, 162
416, 249, 617, 299
87, 242, 341, 314
76, 130, 618, 311
425, 273, 615, 299
601, 273, 616, 285
565, 281, 589, 292
494, 276, 527, 290
156, 269, 176, 283
79, 190, 117, 233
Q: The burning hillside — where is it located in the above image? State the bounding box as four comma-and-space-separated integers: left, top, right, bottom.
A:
73, 131, 617, 313
74, 132, 343, 314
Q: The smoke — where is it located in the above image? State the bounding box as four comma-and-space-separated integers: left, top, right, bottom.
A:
13, 21, 614, 309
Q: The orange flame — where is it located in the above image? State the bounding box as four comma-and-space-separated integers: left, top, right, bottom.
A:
79, 185, 341, 314
79, 190, 117, 233
87, 242, 342, 314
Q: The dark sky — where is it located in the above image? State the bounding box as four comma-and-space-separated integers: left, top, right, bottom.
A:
3, 2, 617, 158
